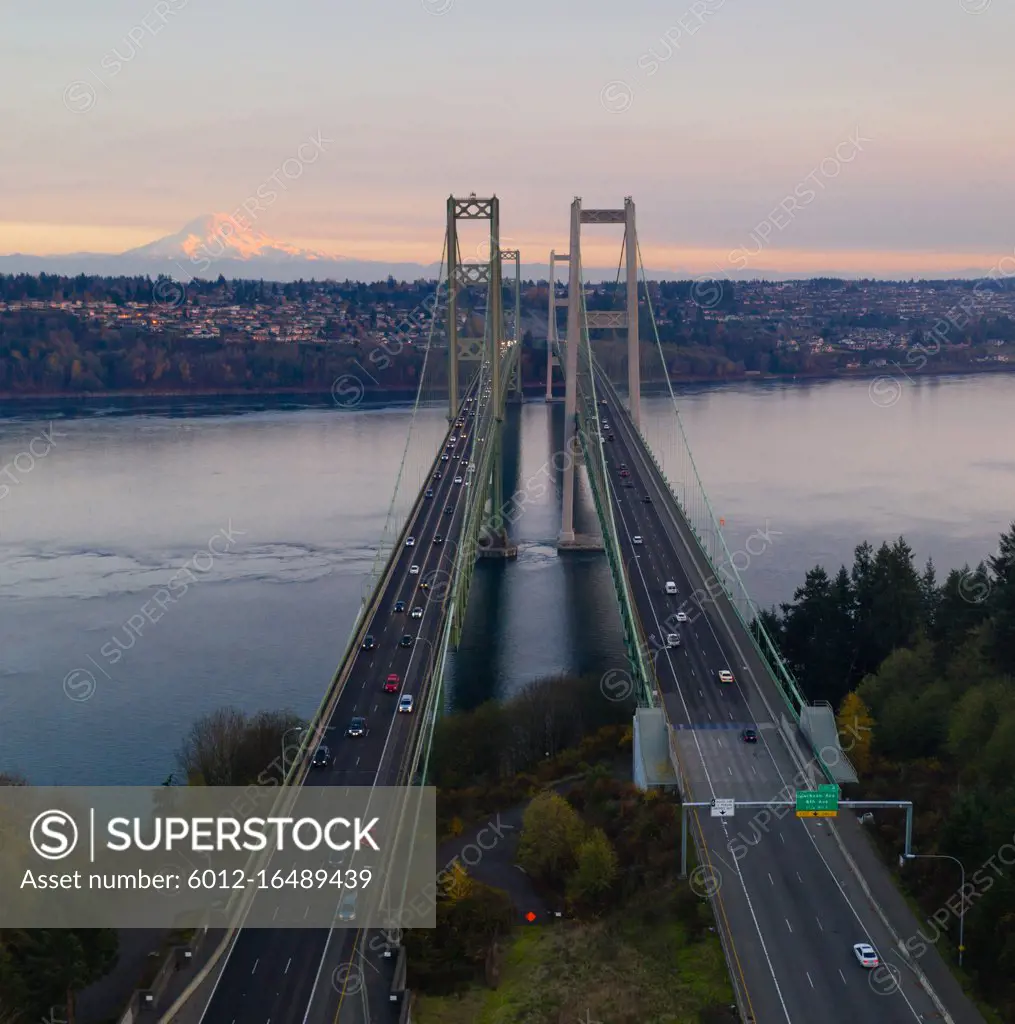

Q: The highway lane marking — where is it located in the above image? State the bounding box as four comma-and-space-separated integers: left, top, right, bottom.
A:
785, 918, 793, 933
768, 873, 774, 885
806, 971, 814, 988
606, 401, 784, 1024
839, 968, 846, 984
285, 958, 292, 975
251, 959, 258, 974
816, 917, 823, 931
272, 906, 279, 921
796, 872, 803, 883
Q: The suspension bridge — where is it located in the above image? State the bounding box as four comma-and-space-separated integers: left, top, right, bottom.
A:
178, 196, 966, 1024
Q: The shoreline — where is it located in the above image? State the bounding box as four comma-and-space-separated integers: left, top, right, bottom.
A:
0, 363, 1011, 403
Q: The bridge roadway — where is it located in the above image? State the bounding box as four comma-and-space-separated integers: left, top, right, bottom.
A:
596, 376, 944, 1023
198, 387, 484, 1024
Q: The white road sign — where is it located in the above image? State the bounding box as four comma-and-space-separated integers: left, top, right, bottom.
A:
711, 798, 735, 817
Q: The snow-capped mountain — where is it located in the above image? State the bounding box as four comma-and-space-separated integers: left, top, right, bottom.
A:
122, 214, 342, 263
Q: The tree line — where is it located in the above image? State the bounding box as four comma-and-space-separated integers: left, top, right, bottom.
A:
762, 524, 1015, 1018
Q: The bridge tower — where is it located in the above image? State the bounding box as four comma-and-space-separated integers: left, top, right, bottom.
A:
559, 196, 641, 544
502, 247, 524, 403
445, 194, 516, 559
545, 249, 567, 401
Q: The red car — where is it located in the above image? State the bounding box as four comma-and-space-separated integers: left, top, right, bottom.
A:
383, 673, 400, 693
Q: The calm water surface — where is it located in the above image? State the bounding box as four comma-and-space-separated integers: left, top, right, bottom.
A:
1, 375, 1011, 783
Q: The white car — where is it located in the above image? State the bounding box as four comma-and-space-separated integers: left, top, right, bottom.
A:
852, 943, 879, 968
675, 611, 689, 623
409, 564, 420, 575
717, 669, 734, 684
411, 606, 423, 619
667, 633, 680, 647
454, 476, 463, 484
665, 581, 677, 595
406, 537, 415, 547
633, 536, 643, 545
398, 694, 414, 713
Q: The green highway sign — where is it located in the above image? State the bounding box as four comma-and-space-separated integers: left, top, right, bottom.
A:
796, 785, 839, 817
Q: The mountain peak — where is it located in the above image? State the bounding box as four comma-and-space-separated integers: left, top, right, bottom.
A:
122, 214, 344, 262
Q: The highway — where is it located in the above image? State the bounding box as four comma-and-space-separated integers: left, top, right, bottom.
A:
198, 384, 485, 1024
595, 373, 945, 1023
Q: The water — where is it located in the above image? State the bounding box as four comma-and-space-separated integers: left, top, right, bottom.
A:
1, 375, 1012, 784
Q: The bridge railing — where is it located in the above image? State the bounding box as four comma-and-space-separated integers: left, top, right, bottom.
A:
553, 318, 654, 708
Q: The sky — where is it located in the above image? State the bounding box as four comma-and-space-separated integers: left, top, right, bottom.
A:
2, 0, 1013, 276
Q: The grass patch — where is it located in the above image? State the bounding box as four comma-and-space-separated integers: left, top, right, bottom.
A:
413, 914, 733, 1024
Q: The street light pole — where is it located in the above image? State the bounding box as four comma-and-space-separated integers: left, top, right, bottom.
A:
903, 853, 966, 967
281, 726, 304, 774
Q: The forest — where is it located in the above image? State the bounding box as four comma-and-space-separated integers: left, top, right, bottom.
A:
761, 524, 1015, 1019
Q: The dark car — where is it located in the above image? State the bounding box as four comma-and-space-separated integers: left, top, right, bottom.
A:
642, 494, 652, 503
346, 717, 367, 738
623, 480, 634, 488
311, 745, 333, 768
434, 471, 442, 480
741, 728, 758, 744
361, 634, 376, 651
444, 504, 453, 514
425, 488, 434, 498
433, 534, 443, 544
607, 434, 614, 441
393, 600, 405, 613
399, 634, 414, 648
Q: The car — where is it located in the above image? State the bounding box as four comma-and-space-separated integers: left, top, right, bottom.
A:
642, 494, 652, 503
433, 534, 443, 544
445, 504, 453, 514
718, 670, 734, 684
599, 399, 608, 406
623, 480, 634, 488
607, 434, 614, 441
346, 717, 367, 738
441, 453, 449, 461
311, 745, 332, 769
328, 846, 345, 869
424, 488, 434, 498
337, 890, 357, 921
384, 674, 400, 693
399, 634, 414, 647
450, 436, 458, 443
411, 606, 423, 619
667, 633, 680, 647
665, 581, 677, 595
409, 564, 420, 575
393, 600, 405, 613
852, 943, 879, 969
741, 728, 757, 743
420, 580, 430, 592
619, 469, 630, 478
406, 537, 415, 547
434, 471, 442, 480
398, 694, 414, 714
633, 535, 643, 545
675, 611, 688, 623
460, 459, 468, 467
454, 476, 463, 484
619, 463, 627, 470
361, 634, 376, 650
